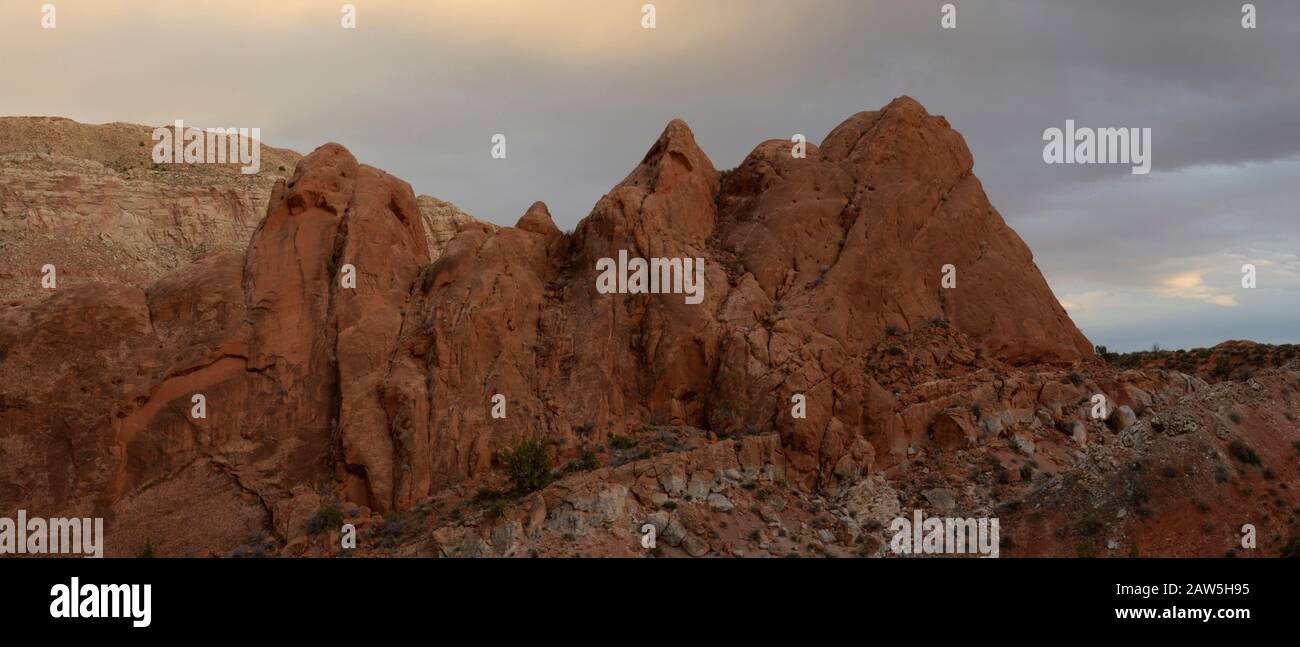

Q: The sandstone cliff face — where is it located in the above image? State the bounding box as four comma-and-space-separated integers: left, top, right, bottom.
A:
4, 99, 1295, 558
0, 144, 431, 554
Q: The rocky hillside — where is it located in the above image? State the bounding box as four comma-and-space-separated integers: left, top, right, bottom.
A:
1, 99, 1296, 558
0, 117, 300, 304
0, 117, 485, 304
1100, 340, 1300, 383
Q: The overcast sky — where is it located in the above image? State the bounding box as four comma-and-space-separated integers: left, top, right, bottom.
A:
2, 0, 1297, 351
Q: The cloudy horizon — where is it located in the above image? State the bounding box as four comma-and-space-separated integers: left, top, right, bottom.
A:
2, 0, 1296, 351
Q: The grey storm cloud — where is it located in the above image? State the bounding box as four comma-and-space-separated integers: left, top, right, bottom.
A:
1, 0, 1296, 350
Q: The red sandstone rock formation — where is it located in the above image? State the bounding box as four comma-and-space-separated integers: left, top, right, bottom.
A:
2, 99, 1295, 558
373, 97, 1092, 508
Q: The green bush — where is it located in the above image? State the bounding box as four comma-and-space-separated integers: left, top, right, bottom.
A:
500, 438, 553, 494
568, 449, 601, 473
306, 501, 343, 535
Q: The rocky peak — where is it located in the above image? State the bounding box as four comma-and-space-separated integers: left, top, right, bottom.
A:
515, 201, 561, 237
577, 118, 721, 256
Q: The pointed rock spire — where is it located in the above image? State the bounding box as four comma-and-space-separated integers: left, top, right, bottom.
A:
516, 201, 561, 237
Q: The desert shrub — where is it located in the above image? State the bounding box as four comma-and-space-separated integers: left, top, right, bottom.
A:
376, 512, 408, 547
1094, 345, 1120, 364
307, 500, 343, 535
1212, 356, 1233, 380
995, 466, 1012, 484
1131, 483, 1151, 505
474, 486, 504, 503
568, 449, 601, 473
1228, 439, 1261, 465
500, 438, 553, 494
1076, 516, 1105, 537
609, 435, 635, 451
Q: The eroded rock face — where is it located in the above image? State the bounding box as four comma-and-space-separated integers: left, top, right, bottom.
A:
378, 97, 1092, 503
1, 143, 429, 553
1, 98, 1165, 557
